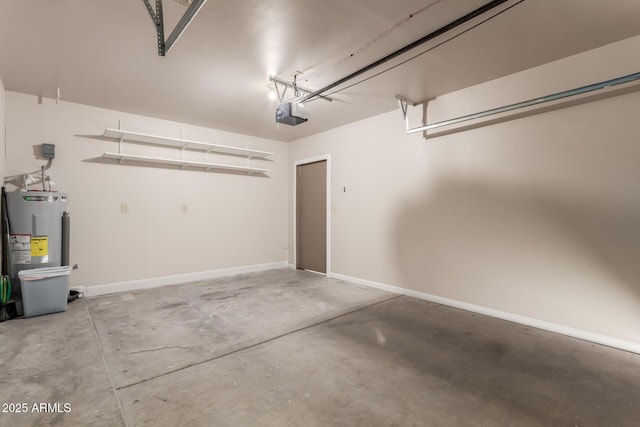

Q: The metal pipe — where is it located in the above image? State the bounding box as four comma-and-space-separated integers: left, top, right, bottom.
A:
61, 212, 70, 267
300, 0, 509, 102
406, 71, 640, 134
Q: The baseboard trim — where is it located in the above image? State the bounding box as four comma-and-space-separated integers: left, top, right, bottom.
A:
84, 261, 288, 297
287, 263, 296, 270
329, 272, 640, 355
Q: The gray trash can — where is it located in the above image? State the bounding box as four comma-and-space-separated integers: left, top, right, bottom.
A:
18, 266, 71, 318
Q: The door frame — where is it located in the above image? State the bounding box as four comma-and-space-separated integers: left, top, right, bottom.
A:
293, 154, 331, 275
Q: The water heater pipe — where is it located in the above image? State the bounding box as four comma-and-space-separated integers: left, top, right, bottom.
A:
61, 212, 70, 267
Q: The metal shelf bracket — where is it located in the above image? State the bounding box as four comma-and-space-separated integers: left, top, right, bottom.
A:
142, 0, 207, 56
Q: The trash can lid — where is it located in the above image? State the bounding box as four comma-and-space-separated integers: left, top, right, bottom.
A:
18, 266, 72, 280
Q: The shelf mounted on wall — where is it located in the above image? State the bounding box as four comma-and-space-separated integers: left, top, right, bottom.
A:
101, 128, 273, 175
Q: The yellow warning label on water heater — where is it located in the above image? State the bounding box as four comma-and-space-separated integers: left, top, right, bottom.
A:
31, 236, 48, 257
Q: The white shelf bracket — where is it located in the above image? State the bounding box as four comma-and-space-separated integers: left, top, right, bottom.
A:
397, 98, 408, 120
396, 95, 421, 132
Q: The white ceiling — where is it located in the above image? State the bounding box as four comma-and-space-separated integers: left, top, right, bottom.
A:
1, 0, 639, 142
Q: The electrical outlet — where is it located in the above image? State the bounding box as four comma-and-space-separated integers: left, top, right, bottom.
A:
181, 204, 189, 214
121, 203, 129, 214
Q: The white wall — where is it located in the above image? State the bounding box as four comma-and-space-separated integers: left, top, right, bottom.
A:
0, 76, 5, 184
0, 77, 5, 270
289, 35, 640, 345
5, 93, 289, 287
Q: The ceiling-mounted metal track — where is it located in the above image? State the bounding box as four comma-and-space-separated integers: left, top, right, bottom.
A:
269, 76, 333, 103
300, 0, 509, 102
142, 0, 207, 56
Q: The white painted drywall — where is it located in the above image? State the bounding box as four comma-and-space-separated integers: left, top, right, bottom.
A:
0, 76, 5, 268
289, 35, 640, 344
5, 93, 289, 287
0, 76, 5, 184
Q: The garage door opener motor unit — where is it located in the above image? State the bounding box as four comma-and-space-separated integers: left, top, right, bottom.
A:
276, 102, 310, 126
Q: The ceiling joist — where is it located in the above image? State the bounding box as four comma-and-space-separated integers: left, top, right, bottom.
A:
142, 0, 207, 56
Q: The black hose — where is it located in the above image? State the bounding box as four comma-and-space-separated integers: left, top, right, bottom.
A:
1, 187, 12, 277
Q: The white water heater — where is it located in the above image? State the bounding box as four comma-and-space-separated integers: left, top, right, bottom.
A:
6, 191, 68, 296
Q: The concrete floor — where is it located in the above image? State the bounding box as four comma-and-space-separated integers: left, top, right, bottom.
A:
1, 269, 639, 426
